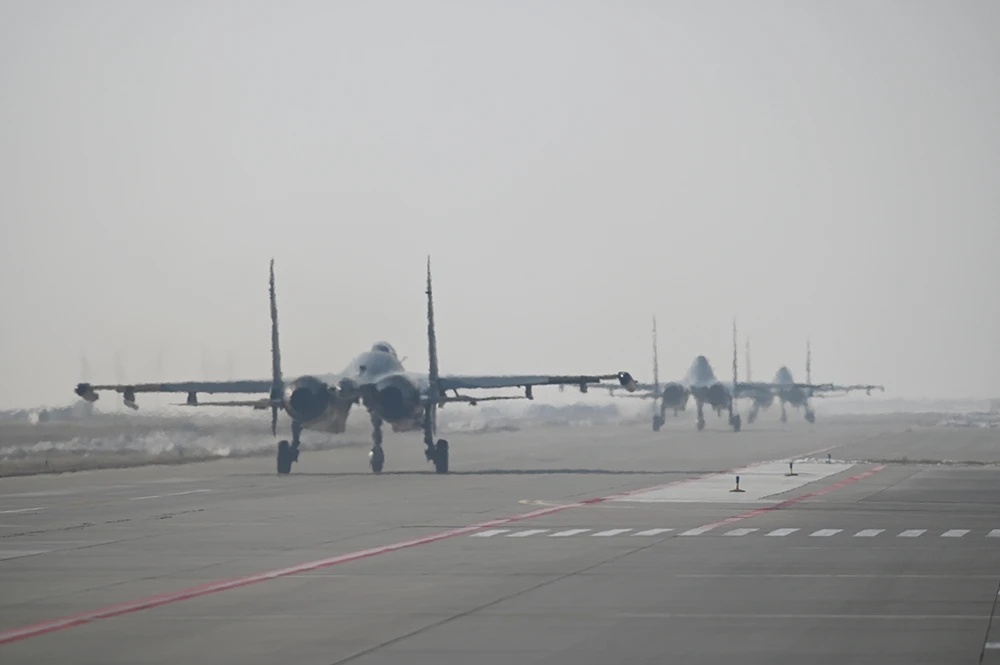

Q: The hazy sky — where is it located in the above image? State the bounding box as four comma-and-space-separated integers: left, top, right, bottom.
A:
1, 0, 997, 409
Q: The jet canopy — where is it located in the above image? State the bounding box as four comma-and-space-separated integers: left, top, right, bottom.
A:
370, 342, 398, 358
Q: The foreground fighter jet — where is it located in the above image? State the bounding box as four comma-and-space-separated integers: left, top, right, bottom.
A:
75, 259, 637, 474
742, 339, 884, 424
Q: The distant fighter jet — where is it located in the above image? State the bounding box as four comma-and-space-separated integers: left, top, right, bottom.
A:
742, 338, 884, 424
602, 318, 746, 431
74, 259, 637, 474
604, 319, 836, 432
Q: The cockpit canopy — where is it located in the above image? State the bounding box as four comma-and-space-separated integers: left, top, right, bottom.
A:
371, 342, 398, 358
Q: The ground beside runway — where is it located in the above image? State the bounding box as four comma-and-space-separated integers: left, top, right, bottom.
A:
1, 415, 998, 664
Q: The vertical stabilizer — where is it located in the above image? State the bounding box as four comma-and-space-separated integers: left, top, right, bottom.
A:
268, 259, 284, 436
652, 316, 660, 394
732, 319, 739, 385
423, 256, 441, 441
806, 338, 812, 386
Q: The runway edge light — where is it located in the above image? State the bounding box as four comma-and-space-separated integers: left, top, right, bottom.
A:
730, 475, 745, 493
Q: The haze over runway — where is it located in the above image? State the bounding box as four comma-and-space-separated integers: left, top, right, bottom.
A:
2, 2, 999, 410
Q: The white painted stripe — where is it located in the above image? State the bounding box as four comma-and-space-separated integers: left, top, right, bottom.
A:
550, 529, 591, 537
810, 529, 842, 537
592, 529, 633, 537
507, 529, 549, 537
680, 526, 716, 536
469, 529, 508, 538
941, 529, 969, 538
0, 508, 45, 515
129, 489, 212, 501
723, 528, 758, 536
898, 529, 926, 537
633, 528, 673, 537
988, 529, 1000, 538
854, 529, 884, 537
984, 642, 1000, 650
766, 528, 799, 537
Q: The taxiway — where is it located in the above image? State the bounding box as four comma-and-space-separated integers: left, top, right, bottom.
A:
1, 414, 998, 664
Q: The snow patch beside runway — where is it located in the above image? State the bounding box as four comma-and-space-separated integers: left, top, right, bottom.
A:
615, 459, 857, 503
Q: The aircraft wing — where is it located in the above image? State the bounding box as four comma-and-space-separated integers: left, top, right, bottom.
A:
732, 381, 884, 399
808, 383, 885, 397
732, 381, 782, 399
437, 372, 636, 394
75, 380, 273, 409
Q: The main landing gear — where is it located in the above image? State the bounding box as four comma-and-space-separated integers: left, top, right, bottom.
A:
728, 404, 742, 432
694, 400, 741, 432
652, 414, 665, 432
369, 412, 385, 473
805, 407, 816, 424
422, 406, 449, 473
276, 420, 303, 474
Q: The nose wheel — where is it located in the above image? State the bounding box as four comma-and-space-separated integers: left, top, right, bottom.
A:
369, 446, 385, 473
370, 412, 385, 473
653, 414, 664, 432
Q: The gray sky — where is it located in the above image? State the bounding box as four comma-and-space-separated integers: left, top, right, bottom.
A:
1, 0, 997, 409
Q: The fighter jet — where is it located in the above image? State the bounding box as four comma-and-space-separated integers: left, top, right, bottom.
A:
74, 259, 637, 474
604, 319, 828, 432
742, 339, 884, 424
602, 318, 744, 431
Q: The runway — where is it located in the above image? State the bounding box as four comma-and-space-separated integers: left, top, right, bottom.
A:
1, 414, 999, 664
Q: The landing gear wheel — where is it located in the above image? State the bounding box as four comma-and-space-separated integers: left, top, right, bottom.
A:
780, 411, 788, 424
369, 447, 385, 473
696, 418, 705, 431
433, 439, 449, 474
276, 440, 294, 474
652, 415, 664, 432
805, 410, 816, 424
730, 413, 742, 432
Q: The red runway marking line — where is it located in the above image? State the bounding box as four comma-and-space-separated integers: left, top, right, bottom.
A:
0, 456, 872, 647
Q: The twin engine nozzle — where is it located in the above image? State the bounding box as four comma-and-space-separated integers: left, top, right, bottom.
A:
282, 374, 422, 424
283, 376, 334, 423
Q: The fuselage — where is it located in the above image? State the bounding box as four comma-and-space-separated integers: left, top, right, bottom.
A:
684, 356, 731, 409
282, 342, 427, 434
772, 366, 808, 406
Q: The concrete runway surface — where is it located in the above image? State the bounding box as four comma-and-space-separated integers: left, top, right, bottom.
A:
1, 414, 999, 664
